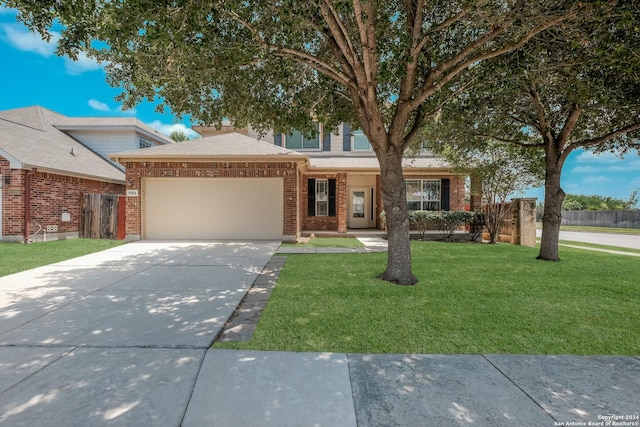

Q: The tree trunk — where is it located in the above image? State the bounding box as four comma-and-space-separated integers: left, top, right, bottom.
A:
538, 149, 566, 261
376, 146, 418, 285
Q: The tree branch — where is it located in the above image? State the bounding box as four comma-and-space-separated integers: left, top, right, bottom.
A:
577, 123, 640, 149
228, 10, 351, 87
411, 9, 576, 110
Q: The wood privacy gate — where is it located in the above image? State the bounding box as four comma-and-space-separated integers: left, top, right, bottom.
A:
80, 194, 126, 240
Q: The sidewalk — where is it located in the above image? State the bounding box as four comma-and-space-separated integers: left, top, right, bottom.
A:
183, 350, 640, 426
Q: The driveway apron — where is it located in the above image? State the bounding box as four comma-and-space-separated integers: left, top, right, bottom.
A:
0, 240, 279, 426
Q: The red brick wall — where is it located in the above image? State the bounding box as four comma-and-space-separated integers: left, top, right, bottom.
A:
1, 157, 124, 239
301, 173, 347, 232
123, 161, 300, 238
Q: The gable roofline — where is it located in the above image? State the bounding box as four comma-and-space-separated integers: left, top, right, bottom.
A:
110, 132, 309, 164
0, 105, 130, 182
18, 164, 125, 184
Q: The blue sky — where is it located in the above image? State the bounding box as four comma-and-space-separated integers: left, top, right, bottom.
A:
1, 6, 639, 201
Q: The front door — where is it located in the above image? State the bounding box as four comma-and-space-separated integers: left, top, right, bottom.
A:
349, 188, 368, 228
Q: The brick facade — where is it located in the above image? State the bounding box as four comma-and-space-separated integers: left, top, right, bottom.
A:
123, 160, 300, 239
1, 156, 124, 240
301, 173, 348, 232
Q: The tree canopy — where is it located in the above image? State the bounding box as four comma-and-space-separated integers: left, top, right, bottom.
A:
419, 3, 640, 260
3, 0, 604, 283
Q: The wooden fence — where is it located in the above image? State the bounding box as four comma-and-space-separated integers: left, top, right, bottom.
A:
481, 202, 513, 243
562, 210, 640, 229
481, 198, 537, 246
80, 194, 126, 240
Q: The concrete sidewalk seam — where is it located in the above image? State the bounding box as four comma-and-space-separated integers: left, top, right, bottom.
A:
178, 349, 209, 427
481, 354, 557, 423
0, 346, 75, 399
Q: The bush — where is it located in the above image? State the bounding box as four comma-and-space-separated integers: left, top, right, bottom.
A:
409, 211, 469, 240
382, 210, 485, 241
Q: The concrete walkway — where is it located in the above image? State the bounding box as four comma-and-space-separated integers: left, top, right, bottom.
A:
0, 241, 638, 426
277, 236, 388, 254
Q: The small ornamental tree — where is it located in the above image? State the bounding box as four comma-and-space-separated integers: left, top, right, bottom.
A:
423, 137, 544, 244
3, 0, 600, 282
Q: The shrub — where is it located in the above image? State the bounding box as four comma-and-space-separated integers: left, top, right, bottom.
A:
383, 210, 485, 242
409, 211, 469, 240
465, 212, 486, 242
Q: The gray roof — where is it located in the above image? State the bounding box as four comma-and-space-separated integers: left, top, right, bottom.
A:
308, 155, 450, 170
0, 106, 126, 182
54, 117, 174, 144
111, 132, 307, 160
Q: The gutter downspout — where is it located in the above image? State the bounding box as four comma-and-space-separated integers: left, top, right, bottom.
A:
24, 168, 36, 242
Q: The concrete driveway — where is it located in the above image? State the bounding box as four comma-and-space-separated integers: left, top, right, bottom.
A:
0, 240, 279, 426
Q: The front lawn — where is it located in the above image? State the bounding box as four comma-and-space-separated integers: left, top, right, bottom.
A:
0, 239, 124, 277
216, 242, 639, 355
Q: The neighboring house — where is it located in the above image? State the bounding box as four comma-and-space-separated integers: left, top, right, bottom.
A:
112, 125, 464, 242
0, 106, 172, 242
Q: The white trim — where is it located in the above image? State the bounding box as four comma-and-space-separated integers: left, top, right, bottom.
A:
0, 149, 23, 169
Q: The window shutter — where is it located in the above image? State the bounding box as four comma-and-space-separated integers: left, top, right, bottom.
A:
274, 133, 282, 147
322, 129, 331, 151
441, 179, 450, 211
328, 179, 336, 216
342, 123, 351, 151
308, 179, 316, 216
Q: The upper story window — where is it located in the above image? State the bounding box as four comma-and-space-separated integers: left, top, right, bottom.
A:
352, 129, 372, 151
285, 123, 320, 150
406, 179, 441, 211
138, 136, 153, 149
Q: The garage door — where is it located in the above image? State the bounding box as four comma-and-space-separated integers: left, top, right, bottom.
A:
143, 178, 283, 240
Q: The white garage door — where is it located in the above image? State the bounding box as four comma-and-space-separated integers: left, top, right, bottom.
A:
143, 178, 283, 240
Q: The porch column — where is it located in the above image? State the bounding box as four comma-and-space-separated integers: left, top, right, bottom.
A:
337, 173, 348, 233
470, 171, 482, 212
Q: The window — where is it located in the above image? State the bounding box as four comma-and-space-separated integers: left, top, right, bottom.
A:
352, 129, 372, 151
308, 178, 336, 216
315, 179, 328, 216
405, 179, 441, 211
138, 136, 153, 149
285, 123, 320, 150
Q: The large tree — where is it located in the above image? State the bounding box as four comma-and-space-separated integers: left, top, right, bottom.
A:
4, 0, 593, 283
423, 5, 640, 260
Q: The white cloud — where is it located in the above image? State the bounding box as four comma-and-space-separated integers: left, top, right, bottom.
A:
88, 99, 111, 112
572, 166, 600, 174
574, 151, 623, 164
147, 120, 199, 139
2, 23, 104, 75
64, 51, 103, 75
581, 176, 613, 185
1, 24, 59, 56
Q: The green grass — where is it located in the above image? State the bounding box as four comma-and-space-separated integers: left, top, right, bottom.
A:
280, 237, 364, 248
0, 239, 125, 277
216, 242, 640, 355
558, 240, 640, 255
